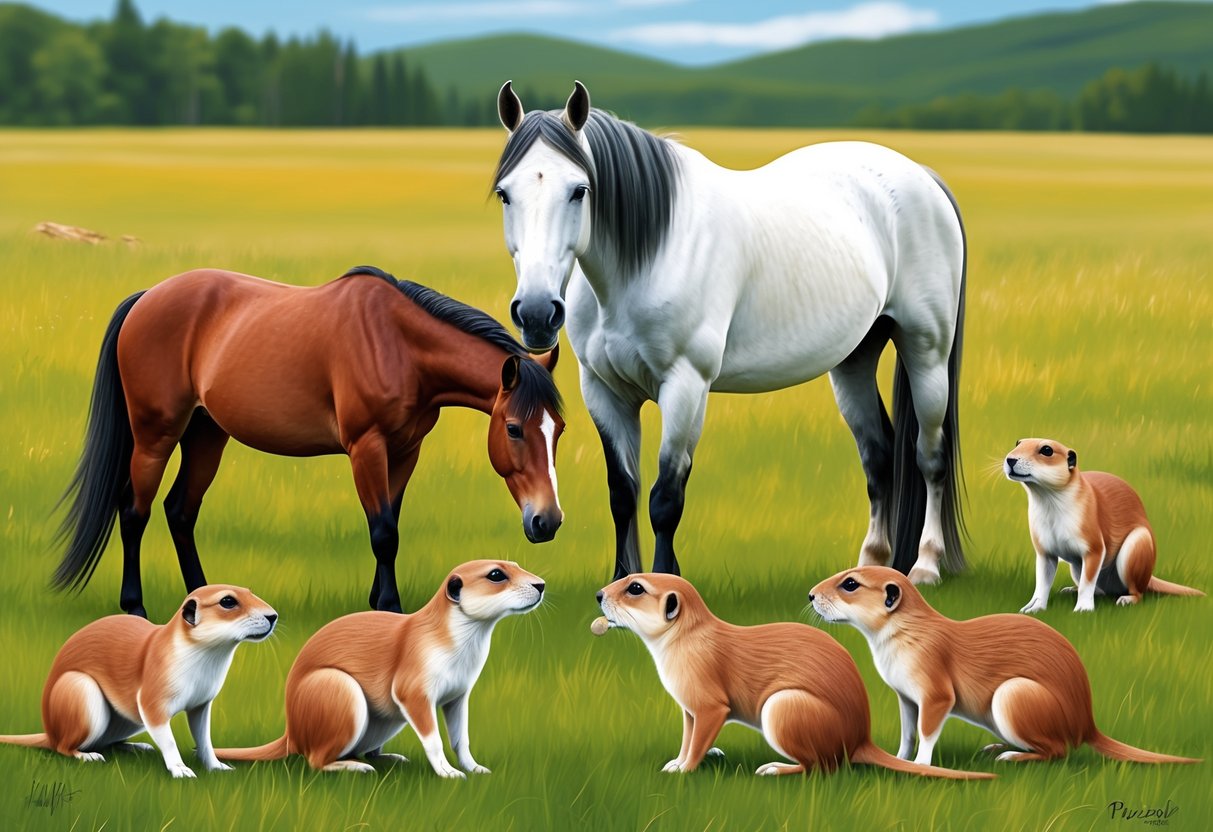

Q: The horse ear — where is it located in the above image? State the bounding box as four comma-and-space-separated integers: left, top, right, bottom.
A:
562, 80, 590, 132
1068, 449, 1077, 470
501, 355, 522, 391
498, 80, 523, 133
535, 344, 559, 373
446, 575, 463, 604
884, 583, 901, 612
182, 598, 198, 627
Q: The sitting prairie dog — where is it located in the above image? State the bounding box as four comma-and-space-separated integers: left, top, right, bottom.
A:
217, 560, 544, 776
0, 585, 277, 778
1005, 438, 1202, 612
596, 573, 992, 779
812, 566, 1200, 766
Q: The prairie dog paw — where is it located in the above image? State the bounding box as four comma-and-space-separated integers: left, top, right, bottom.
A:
435, 763, 467, 779
1019, 599, 1047, 614
168, 763, 197, 778
1059, 586, 1077, 594
1116, 595, 1139, 606
662, 758, 684, 772
75, 751, 106, 763
203, 761, 234, 772
465, 763, 491, 775
1073, 599, 1095, 612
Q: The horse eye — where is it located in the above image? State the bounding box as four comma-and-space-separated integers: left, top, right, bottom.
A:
1040, 445, 1053, 457
841, 578, 860, 592
219, 595, 238, 609
571, 185, 589, 202
487, 568, 507, 583
506, 423, 523, 440
495, 187, 510, 205
626, 582, 645, 596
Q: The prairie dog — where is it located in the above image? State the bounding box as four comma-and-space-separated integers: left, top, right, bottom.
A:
1005, 438, 1202, 612
0, 585, 276, 778
812, 566, 1200, 765
216, 560, 543, 776
596, 573, 992, 779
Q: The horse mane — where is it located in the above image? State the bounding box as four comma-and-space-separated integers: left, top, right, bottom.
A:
492, 109, 680, 276
340, 265, 562, 418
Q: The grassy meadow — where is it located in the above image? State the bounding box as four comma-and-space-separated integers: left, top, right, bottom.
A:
0, 127, 1209, 831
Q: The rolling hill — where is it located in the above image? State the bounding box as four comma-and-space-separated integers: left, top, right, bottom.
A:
394, 1, 1213, 126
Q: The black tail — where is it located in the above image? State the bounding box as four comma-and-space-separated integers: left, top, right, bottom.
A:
53, 291, 146, 591
891, 171, 967, 575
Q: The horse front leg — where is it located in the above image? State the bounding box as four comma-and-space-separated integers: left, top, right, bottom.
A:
651, 363, 711, 576
582, 371, 643, 580
349, 432, 403, 613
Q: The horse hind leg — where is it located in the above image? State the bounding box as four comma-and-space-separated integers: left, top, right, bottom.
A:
163, 409, 230, 592
829, 318, 895, 568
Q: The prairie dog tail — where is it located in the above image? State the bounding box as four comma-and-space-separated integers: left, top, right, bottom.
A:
1146, 577, 1204, 597
0, 733, 52, 749
1089, 733, 1200, 764
850, 742, 995, 780
214, 735, 290, 762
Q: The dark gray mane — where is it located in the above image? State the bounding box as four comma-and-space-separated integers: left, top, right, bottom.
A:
341, 266, 562, 418
492, 109, 680, 275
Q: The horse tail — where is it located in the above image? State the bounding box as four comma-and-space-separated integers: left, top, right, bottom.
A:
891, 169, 967, 575
53, 290, 146, 592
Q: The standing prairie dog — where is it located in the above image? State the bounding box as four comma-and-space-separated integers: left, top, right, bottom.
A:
0, 585, 277, 778
596, 573, 993, 779
1005, 438, 1202, 612
216, 560, 543, 776
812, 566, 1200, 766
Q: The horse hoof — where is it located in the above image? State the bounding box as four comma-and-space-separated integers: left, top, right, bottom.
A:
907, 566, 940, 586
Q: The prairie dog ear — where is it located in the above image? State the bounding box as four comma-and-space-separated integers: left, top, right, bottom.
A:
663, 591, 680, 621
884, 583, 901, 612
182, 599, 198, 627
535, 343, 559, 373
446, 576, 463, 604
1067, 449, 1077, 470
501, 354, 522, 391
498, 80, 523, 133
562, 80, 590, 132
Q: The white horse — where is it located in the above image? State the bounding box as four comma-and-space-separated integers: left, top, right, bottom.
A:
492, 81, 966, 584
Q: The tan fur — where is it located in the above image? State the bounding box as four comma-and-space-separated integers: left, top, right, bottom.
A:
0, 586, 276, 778
597, 574, 992, 779
812, 566, 1200, 765
216, 560, 543, 777
1005, 438, 1202, 612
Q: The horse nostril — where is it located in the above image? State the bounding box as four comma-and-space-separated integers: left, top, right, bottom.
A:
531, 514, 547, 535
510, 299, 524, 329
549, 300, 565, 330
596, 590, 604, 603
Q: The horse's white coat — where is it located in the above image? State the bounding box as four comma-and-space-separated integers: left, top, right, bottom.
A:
496, 121, 964, 577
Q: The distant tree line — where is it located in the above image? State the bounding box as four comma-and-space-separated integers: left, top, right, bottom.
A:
854, 64, 1213, 133
0, 0, 500, 126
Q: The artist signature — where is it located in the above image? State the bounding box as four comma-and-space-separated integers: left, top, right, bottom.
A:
1107, 800, 1180, 826
25, 777, 81, 815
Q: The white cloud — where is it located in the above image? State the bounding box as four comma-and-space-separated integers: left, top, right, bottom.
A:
364, 1, 588, 23
613, 1, 939, 49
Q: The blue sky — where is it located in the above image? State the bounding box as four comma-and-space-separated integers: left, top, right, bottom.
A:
26, 1, 1181, 64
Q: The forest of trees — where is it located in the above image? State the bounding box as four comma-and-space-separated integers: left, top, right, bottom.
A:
855, 64, 1213, 133
0, 0, 501, 126
1, 1, 1210, 132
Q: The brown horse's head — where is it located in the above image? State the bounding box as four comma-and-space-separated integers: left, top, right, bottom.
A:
488, 350, 565, 542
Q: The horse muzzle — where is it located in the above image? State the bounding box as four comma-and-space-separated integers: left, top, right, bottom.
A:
510, 295, 565, 353
522, 504, 563, 543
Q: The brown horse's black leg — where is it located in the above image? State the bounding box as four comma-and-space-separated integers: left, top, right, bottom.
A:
164, 410, 230, 592
118, 485, 149, 618
368, 489, 405, 609
367, 503, 402, 613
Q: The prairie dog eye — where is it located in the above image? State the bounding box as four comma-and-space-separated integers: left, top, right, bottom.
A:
626, 582, 645, 596
1040, 445, 1054, 457
841, 578, 860, 592
487, 568, 508, 583
219, 595, 238, 609
506, 423, 523, 440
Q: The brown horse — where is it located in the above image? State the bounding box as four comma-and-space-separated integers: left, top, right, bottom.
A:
54, 266, 564, 616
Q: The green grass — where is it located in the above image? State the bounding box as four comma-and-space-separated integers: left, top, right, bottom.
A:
0, 127, 1210, 831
